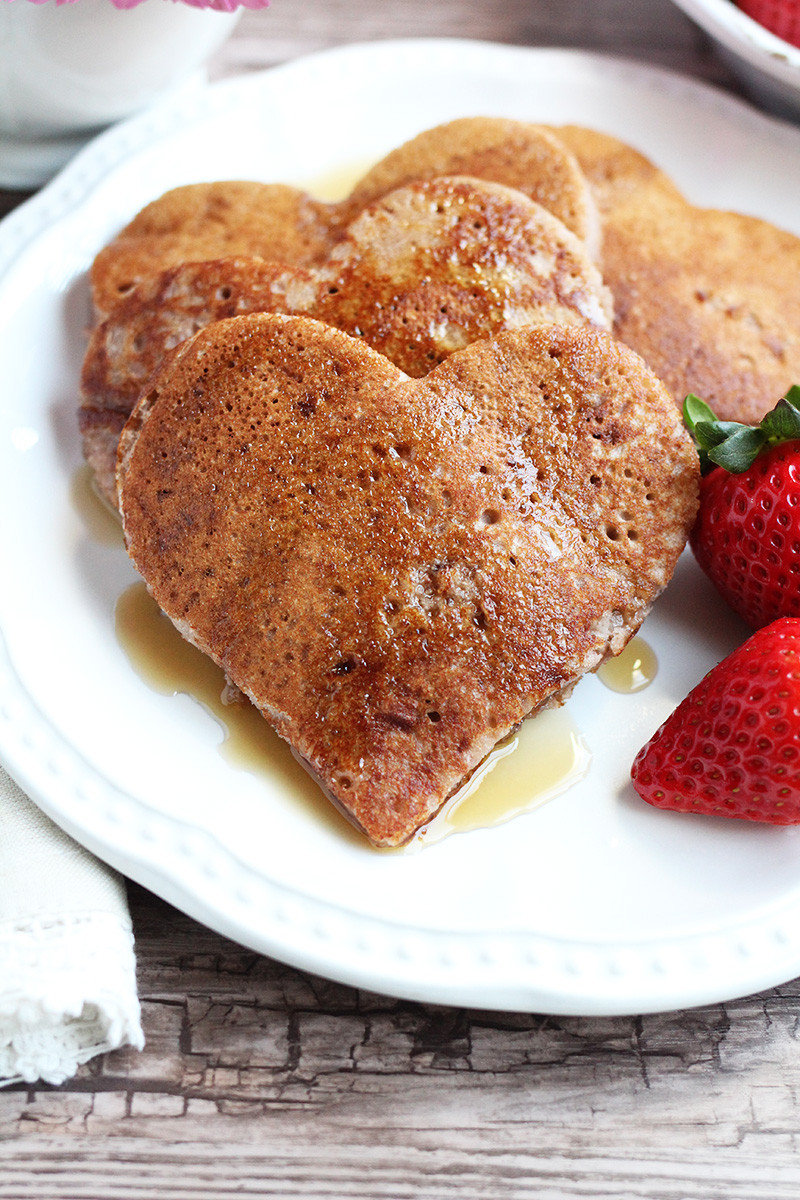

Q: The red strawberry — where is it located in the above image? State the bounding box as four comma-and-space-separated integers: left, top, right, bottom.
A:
631, 618, 800, 824
685, 389, 800, 629
737, 0, 800, 48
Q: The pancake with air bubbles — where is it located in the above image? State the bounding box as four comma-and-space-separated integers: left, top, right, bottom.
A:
89, 119, 598, 319
81, 175, 613, 506
117, 314, 697, 847
344, 116, 601, 257
90, 181, 334, 321
554, 125, 800, 424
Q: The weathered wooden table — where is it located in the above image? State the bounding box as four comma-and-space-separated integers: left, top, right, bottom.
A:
4, 1, 800, 1196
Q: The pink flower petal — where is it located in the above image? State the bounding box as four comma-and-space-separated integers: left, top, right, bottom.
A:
2, 0, 270, 8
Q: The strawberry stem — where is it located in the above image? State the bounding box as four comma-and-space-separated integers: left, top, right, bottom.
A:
683, 388, 800, 474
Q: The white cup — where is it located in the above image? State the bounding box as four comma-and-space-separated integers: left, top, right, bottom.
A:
0, 0, 241, 187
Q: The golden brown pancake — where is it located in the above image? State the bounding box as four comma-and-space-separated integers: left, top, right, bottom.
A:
81, 258, 310, 506
90, 181, 334, 320
346, 117, 600, 256
81, 176, 612, 506
89, 120, 597, 319
552, 125, 687, 219
117, 314, 698, 847
555, 125, 800, 423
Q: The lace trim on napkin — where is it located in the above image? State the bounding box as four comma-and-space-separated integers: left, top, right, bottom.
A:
0, 910, 144, 1087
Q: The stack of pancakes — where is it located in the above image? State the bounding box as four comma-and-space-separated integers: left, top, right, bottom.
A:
80, 115, 771, 846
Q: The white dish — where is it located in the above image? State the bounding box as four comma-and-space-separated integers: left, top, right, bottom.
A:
0, 0, 240, 188
670, 0, 800, 120
3, 39, 800, 1016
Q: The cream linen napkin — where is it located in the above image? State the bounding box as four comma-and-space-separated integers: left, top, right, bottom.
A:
0, 765, 144, 1086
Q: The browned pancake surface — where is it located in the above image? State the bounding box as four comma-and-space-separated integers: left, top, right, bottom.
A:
90, 181, 335, 320
346, 117, 600, 256
118, 315, 697, 846
553, 125, 687, 219
90, 119, 597, 320
555, 125, 800, 423
82, 176, 612, 506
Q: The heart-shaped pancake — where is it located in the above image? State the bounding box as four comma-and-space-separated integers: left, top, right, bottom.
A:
118, 314, 697, 847
89, 181, 335, 322
345, 116, 600, 257
81, 176, 612, 506
554, 125, 800, 424
89, 118, 596, 319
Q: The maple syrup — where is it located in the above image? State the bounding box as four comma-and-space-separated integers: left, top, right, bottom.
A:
306, 161, 375, 201
71, 464, 124, 547
114, 582, 361, 843
596, 636, 658, 694
413, 707, 591, 848
114, 580, 591, 849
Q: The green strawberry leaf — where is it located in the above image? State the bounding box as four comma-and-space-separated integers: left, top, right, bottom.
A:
760, 396, 800, 442
683, 388, 800, 475
706, 426, 766, 472
683, 392, 716, 436
693, 418, 751, 450
784, 384, 800, 411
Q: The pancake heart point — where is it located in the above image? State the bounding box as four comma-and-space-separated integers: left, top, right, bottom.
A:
118, 313, 698, 846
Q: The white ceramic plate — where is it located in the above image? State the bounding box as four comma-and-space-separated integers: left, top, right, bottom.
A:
3, 39, 800, 1017
670, 0, 800, 120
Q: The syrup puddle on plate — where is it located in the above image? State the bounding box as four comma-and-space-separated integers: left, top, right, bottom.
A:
115, 580, 592, 850
115, 582, 363, 844
596, 636, 658, 694
412, 706, 591, 850
71, 464, 124, 547
307, 160, 376, 201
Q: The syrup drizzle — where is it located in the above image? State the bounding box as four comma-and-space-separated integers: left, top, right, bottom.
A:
71, 464, 124, 547
114, 579, 591, 849
596, 636, 658, 694
413, 707, 591, 849
114, 582, 361, 843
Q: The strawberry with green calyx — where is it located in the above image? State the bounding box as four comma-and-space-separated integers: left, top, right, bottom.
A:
684, 388, 800, 630
631, 617, 800, 824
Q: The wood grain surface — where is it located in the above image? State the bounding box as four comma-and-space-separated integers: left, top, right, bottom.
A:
5, 884, 800, 1200
3, 2, 800, 1197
